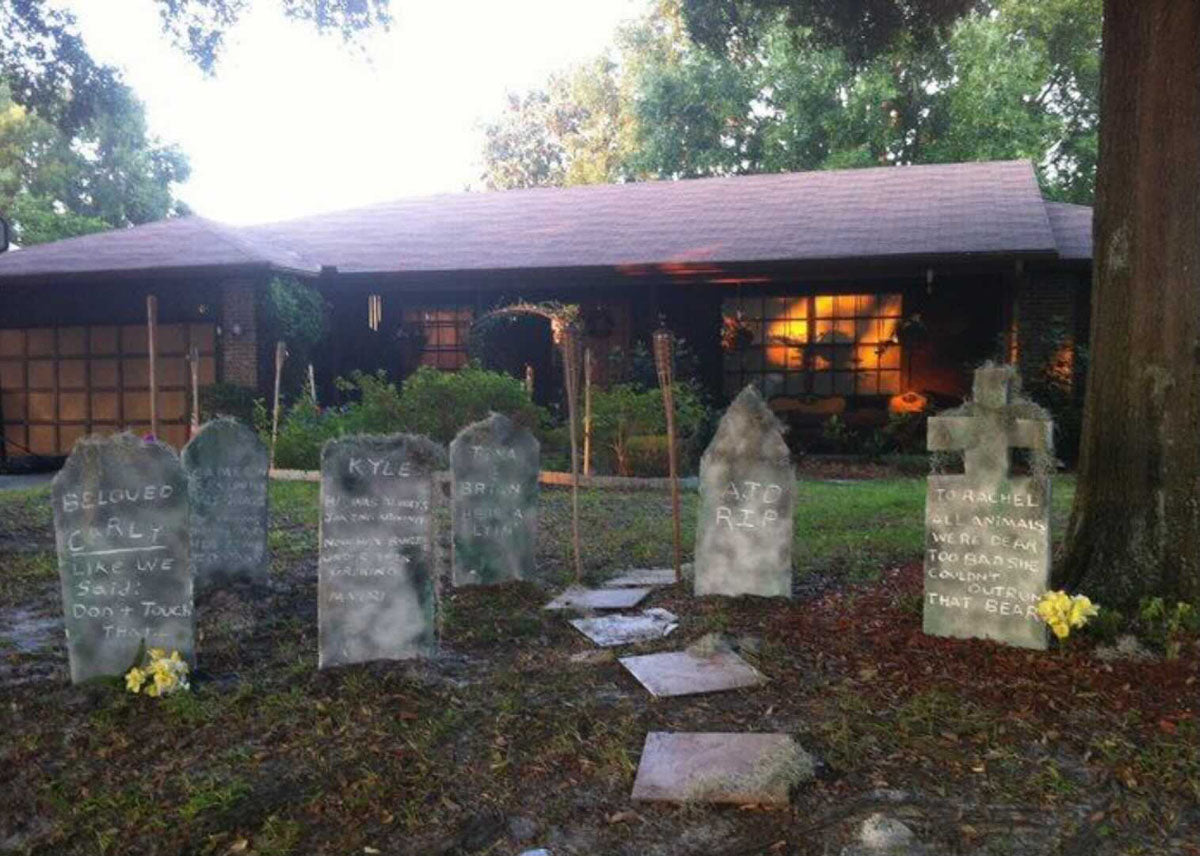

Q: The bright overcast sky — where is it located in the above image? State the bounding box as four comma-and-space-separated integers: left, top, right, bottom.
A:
58, 0, 643, 225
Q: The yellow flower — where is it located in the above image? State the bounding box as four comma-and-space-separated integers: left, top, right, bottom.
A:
1069, 595, 1098, 628
147, 648, 167, 661
125, 667, 146, 694
1036, 590, 1100, 641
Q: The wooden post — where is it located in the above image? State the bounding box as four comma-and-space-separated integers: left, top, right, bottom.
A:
146, 295, 159, 439
560, 324, 584, 583
269, 341, 287, 469
583, 347, 593, 477
524, 363, 534, 397
187, 346, 200, 437
308, 363, 318, 405
654, 327, 683, 583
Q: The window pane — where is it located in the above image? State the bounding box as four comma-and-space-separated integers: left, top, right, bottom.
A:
835, 294, 857, 317
880, 294, 903, 316
814, 295, 834, 318
879, 371, 901, 394
879, 346, 901, 369
855, 318, 878, 343
856, 373, 879, 395
834, 372, 855, 394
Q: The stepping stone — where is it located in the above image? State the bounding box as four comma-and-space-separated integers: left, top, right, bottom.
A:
618, 649, 765, 697
570, 608, 679, 647
543, 586, 651, 611
631, 732, 813, 805
603, 568, 677, 588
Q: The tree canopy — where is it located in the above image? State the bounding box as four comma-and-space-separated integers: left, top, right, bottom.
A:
480, 0, 1099, 203
1, 0, 389, 244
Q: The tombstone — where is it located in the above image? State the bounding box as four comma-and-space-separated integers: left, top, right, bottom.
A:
52, 433, 192, 683
694, 385, 794, 598
924, 364, 1053, 650
181, 418, 269, 590
318, 433, 445, 668
450, 413, 539, 586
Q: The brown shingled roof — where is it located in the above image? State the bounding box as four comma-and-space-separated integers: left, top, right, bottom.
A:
0, 160, 1087, 283
1044, 201, 1094, 260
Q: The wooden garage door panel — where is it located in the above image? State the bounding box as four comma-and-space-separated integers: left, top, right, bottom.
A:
90, 327, 119, 355
0, 359, 23, 388
58, 327, 87, 356
28, 392, 55, 422
26, 329, 54, 357
60, 392, 88, 421
90, 359, 118, 387
2, 391, 25, 422
58, 360, 87, 389
122, 358, 149, 387
0, 330, 23, 357
157, 324, 186, 353
160, 358, 187, 386
160, 390, 187, 421
28, 360, 55, 388
120, 325, 148, 354
91, 392, 119, 421
1, 322, 217, 456
28, 425, 56, 454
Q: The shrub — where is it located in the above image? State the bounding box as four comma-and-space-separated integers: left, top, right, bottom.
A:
199, 383, 260, 424
591, 382, 707, 476
268, 398, 343, 470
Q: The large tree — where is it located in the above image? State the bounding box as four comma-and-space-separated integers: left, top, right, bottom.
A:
482, 0, 1099, 202
686, 0, 1200, 608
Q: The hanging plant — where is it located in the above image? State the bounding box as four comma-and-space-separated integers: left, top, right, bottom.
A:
721, 312, 755, 353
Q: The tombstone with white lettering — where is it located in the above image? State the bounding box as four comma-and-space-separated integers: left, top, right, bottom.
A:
694, 385, 794, 598
53, 433, 192, 683
182, 418, 269, 590
318, 433, 445, 668
924, 364, 1053, 650
450, 413, 539, 586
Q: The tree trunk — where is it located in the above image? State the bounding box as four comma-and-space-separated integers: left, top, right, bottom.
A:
1056, 0, 1200, 607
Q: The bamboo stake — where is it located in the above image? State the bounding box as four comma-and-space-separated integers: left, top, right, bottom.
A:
583, 347, 593, 477
653, 327, 683, 583
269, 341, 287, 469
187, 346, 200, 437
560, 324, 583, 583
146, 295, 159, 439
308, 363, 318, 405
524, 363, 534, 397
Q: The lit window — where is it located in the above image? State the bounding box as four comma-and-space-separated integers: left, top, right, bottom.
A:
402, 305, 473, 370
723, 293, 902, 399
367, 294, 383, 331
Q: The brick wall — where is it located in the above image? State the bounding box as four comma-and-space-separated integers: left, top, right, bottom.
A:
219, 279, 259, 389
1013, 271, 1087, 389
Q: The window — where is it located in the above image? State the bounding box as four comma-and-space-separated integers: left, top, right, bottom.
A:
722, 293, 903, 399
403, 305, 473, 370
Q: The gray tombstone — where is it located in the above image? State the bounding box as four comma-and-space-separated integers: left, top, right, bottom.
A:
182, 418, 269, 590
318, 433, 445, 668
924, 364, 1053, 650
694, 385, 794, 598
52, 433, 192, 683
450, 413, 539, 586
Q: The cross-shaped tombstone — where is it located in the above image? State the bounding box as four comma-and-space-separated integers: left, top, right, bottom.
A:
923, 365, 1054, 650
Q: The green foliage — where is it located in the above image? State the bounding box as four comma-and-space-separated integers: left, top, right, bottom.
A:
590, 382, 707, 475
0, 80, 189, 245
268, 397, 342, 470
259, 276, 328, 396
198, 382, 261, 424
481, 0, 1100, 203
1138, 598, 1199, 660
266, 364, 547, 469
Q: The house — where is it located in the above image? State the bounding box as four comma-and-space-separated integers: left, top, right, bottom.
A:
0, 159, 1091, 459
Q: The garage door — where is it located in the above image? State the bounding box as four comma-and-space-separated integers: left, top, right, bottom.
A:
0, 323, 217, 457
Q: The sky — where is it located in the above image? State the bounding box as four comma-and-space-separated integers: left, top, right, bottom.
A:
59, 0, 643, 225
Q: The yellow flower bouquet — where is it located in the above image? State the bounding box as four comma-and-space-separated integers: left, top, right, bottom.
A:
125, 648, 190, 697
1035, 590, 1099, 641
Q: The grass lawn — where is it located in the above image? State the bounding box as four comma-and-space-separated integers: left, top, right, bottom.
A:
2, 474, 1198, 856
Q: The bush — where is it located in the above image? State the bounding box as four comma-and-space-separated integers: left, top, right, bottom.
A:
386, 364, 544, 445
199, 383, 260, 424
268, 398, 343, 470
591, 382, 708, 476
625, 435, 672, 477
